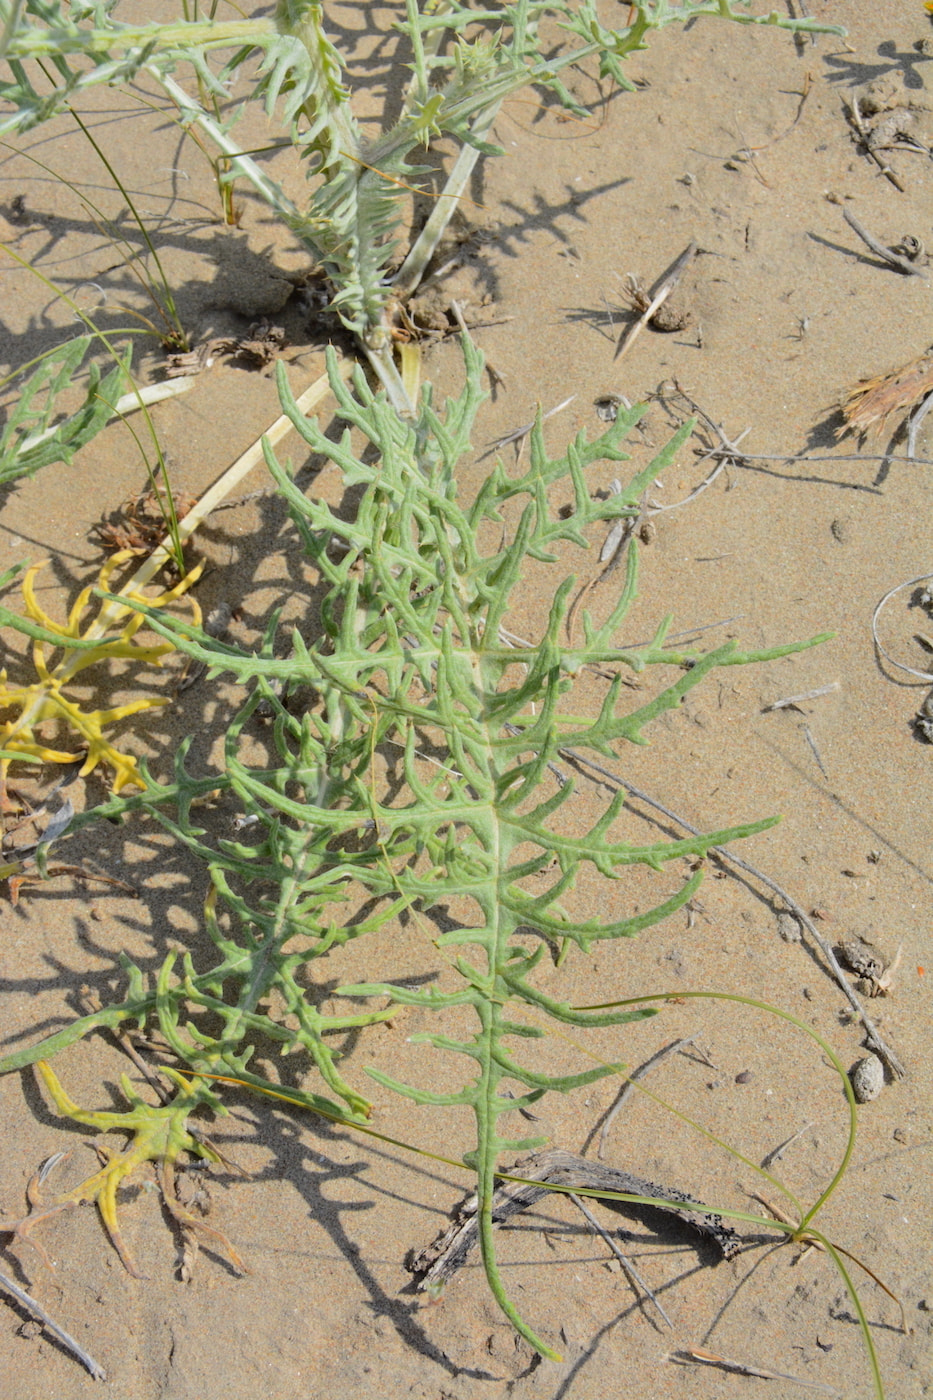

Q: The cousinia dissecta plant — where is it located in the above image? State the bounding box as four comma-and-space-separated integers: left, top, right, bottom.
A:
0, 1, 843, 410
1, 339, 833, 1358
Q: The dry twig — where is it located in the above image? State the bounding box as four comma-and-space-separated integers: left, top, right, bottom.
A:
762, 683, 840, 712
597, 1038, 696, 1159
674, 1344, 839, 1393
568, 1191, 674, 1329
487, 395, 575, 450
409, 1147, 740, 1297
0, 1263, 106, 1380
872, 573, 933, 682
847, 98, 906, 191
841, 207, 926, 277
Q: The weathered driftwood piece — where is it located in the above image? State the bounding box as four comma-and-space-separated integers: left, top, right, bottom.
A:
409, 1148, 740, 1291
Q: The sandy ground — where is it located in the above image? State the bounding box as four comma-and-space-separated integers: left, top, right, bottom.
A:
1, 2, 932, 1397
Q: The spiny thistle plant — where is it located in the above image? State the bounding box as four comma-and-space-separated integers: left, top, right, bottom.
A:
0, 1, 843, 409
0, 340, 833, 1357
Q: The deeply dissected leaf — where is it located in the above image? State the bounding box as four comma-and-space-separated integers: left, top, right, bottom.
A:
0, 336, 131, 487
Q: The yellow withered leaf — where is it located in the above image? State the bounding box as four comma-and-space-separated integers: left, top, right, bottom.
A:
0, 551, 202, 792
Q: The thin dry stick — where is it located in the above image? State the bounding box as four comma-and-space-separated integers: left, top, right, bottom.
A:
847, 98, 906, 192
872, 573, 933, 682
803, 723, 828, 778
668, 385, 752, 466
487, 395, 575, 450
762, 683, 839, 712
646, 432, 744, 515
567, 1191, 674, 1330
0, 1264, 106, 1380
710, 451, 933, 466
841, 207, 924, 277
557, 751, 906, 1078
754, 70, 812, 143
615, 617, 745, 652
907, 387, 933, 460
614, 241, 696, 362
760, 1121, 816, 1170
81, 988, 171, 1102
676, 1345, 840, 1393
598, 1038, 696, 1159
598, 480, 631, 564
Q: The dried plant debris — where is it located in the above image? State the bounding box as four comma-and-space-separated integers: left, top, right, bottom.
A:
858, 77, 932, 152
95, 489, 200, 555
849, 76, 933, 187
837, 935, 901, 997
617, 271, 693, 332
409, 1148, 740, 1295
839, 349, 933, 439
164, 321, 286, 377
614, 242, 697, 360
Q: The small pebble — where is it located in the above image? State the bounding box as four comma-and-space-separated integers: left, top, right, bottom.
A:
851, 1054, 884, 1103
777, 912, 802, 943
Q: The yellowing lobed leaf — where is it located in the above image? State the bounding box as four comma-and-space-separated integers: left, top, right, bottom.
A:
0, 550, 202, 793
5, 1060, 245, 1279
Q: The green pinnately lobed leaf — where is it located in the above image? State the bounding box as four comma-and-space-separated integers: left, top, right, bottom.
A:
3, 338, 830, 1355
0, 336, 131, 486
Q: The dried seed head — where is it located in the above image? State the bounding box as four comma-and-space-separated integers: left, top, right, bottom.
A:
839, 352, 933, 439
